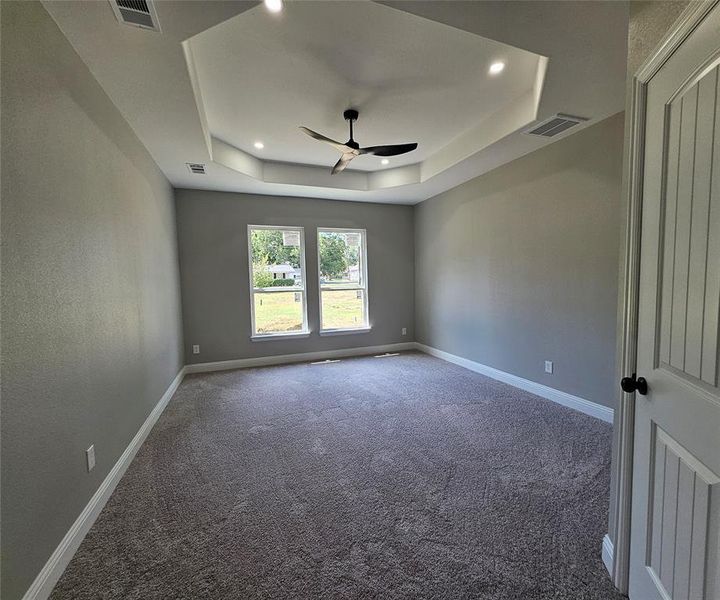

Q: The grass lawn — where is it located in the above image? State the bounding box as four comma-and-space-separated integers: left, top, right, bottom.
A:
321, 289, 364, 329
254, 292, 304, 333
254, 289, 365, 333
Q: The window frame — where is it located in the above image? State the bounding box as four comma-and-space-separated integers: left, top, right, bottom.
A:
247, 224, 309, 341
317, 227, 370, 336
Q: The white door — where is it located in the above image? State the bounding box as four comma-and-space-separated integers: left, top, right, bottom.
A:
629, 4, 720, 600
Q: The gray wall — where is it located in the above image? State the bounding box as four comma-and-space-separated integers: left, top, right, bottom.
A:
0, 3, 184, 598
175, 190, 414, 364
415, 113, 624, 409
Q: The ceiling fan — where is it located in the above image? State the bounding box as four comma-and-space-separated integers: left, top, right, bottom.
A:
300, 109, 418, 175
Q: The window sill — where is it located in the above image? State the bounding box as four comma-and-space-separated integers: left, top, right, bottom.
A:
319, 327, 372, 337
251, 331, 311, 342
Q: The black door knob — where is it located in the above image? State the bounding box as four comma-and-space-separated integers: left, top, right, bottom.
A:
620, 373, 648, 395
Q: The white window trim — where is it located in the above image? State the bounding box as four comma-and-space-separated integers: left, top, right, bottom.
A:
319, 327, 371, 337
247, 224, 309, 338
317, 227, 370, 335
251, 331, 311, 342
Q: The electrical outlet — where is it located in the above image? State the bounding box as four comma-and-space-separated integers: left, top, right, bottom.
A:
401, 327, 407, 336
86, 445, 95, 472
544, 360, 553, 374
192, 344, 200, 355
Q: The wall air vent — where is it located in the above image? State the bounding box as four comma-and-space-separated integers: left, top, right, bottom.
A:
109, 0, 161, 32
524, 114, 589, 138
186, 163, 206, 175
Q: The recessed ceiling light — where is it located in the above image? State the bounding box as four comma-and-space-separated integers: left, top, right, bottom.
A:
264, 0, 282, 13
489, 62, 505, 75
254, 141, 264, 150
381, 159, 389, 165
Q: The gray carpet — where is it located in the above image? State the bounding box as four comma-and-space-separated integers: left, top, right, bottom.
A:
51, 351, 624, 599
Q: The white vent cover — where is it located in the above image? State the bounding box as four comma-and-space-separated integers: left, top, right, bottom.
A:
186, 163, 206, 175
109, 0, 161, 32
524, 114, 588, 138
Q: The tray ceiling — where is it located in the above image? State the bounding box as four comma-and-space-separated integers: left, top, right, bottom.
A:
42, 0, 628, 204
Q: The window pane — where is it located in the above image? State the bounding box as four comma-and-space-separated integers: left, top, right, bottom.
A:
254, 292, 304, 334
318, 230, 362, 288
250, 228, 303, 289
321, 289, 366, 330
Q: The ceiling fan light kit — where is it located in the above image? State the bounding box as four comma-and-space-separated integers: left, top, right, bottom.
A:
300, 109, 418, 174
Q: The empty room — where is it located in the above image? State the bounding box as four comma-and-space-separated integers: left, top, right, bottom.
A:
2, 1, 719, 599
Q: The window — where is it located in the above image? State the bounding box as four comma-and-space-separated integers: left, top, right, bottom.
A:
318, 228, 369, 334
248, 225, 308, 338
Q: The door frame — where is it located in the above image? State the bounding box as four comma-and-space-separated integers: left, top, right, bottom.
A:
610, 0, 720, 593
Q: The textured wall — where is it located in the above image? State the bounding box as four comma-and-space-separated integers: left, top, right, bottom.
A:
626, 1, 691, 76
414, 114, 624, 409
175, 190, 414, 363
0, 3, 184, 598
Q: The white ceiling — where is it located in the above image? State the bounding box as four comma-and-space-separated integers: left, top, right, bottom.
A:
42, 0, 629, 204
189, 1, 541, 171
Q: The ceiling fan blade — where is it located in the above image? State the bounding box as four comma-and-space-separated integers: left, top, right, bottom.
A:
359, 143, 418, 157
331, 153, 356, 175
299, 127, 352, 153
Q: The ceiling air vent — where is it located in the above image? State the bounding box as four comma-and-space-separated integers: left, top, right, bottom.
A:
524, 114, 588, 138
186, 163, 206, 175
109, 0, 161, 32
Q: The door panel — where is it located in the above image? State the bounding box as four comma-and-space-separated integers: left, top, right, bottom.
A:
658, 66, 720, 386
646, 426, 719, 599
629, 4, 720, 599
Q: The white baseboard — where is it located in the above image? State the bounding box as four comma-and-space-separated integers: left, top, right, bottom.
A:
414, 343, 614, 423
184, 342, 416, 374
21, 367, 186, 600
602, 534, 614, 577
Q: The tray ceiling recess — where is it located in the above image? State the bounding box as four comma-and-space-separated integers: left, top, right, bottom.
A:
183, 1, 548, 194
